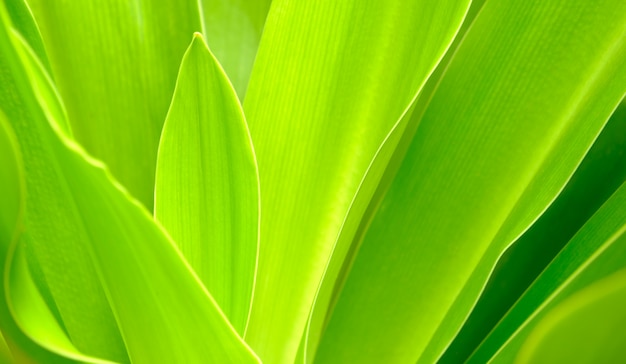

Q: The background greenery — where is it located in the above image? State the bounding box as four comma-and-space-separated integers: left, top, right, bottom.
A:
0, 0, 624, 363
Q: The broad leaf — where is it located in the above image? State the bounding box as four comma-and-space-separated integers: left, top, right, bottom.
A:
155, 33, 259, 335
317, 0, 626, 362
516, 268, 626, 363
302, 1, 489, 361
0, 112, 94, 364
470, 180, 626, 363
0, 5, 259, 363
201, 0, 272, 98
24, 0, 271, 209
441, 99, 626, 363
4, 0, 51, 75
242, 1, 472, 362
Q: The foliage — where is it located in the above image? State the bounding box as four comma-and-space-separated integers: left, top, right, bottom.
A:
0, 0, 625, 363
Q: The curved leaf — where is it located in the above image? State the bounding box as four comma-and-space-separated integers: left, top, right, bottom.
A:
24, 0, 272, 209
471, 180, 626, 363
0, 5, 260, 363
24, 0, 203, 209
242, 1, 472, 362
201, 0, 272, 98
516, 268, 626, 364
4, 0, 51, 74
441, 98, 626, 363
318, 0, 626, 362
155, 33, 259, 335
0, 112, 93, 364
302, 2, 490, 361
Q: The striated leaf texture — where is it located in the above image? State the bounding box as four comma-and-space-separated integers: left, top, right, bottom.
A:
241, 0, 472, 362
0, 5, 260, 363
318, 0, 626, 362
155, 33, 259, 335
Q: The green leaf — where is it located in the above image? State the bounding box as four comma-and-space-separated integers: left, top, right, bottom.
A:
301, 1, 489, 361
441, 98, 626, 363
0, 331, 12, 363
0, 13, 126, 359
155, 33, 259, 335
0, 111, 22, 364
471, 179, 626, 363
0, 5, 259, 363
317, 0, 626, 362
0, 111, 92, 364
241, 1, 472, 362
200, 0, 271, 98
0, 118, 21, 247
23, 0, 272, 210
4, 0, 51, 75
300, 1, 490, 360
516, 268, 626, 364
24, 0, 203, 210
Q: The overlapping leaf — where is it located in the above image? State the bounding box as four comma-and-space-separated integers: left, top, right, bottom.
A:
201, 0, 272, 98
516, 268, 626, 363
24, 0, 271, 210
470, 179, 626, 363
155, 33, 259, 335
317, 0, 626, 362
301, 1, 489, 361
241, 1, 472, 362
4, 0, 50, 75
0, 111, 93, 364
0, 5, 259, 363
441, 99, 626, 363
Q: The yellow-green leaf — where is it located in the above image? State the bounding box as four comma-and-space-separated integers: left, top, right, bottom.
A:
517, 268, 626, 364
201, 0, 271, 98
472, 180, 626, 363
155, 33, 259, 335
0, 5, 259, 363
242, 1, 472, 362
318, 0, 626, 362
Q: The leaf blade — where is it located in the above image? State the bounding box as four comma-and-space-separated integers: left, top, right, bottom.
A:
155, 33, 259, 335
200, 0, 272, 98
517, 268, 626, 364
317, 1, 626, 362
0, 6, 260, 363
242, 1, 472, 362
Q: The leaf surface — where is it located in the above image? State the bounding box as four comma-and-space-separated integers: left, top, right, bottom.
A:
317, 1, 626, 362
0, 6, 259, 363
4, 0, 50, 75
200, 0, 271, 98
516, 268, 626, 364
0, 111, 95, 364
441, 99, 626, 363
24, 0, 203, 209
471, 179, 626, 363
24, 0, 272, 209
155, 33, 259, 335
241, 1, 472, 362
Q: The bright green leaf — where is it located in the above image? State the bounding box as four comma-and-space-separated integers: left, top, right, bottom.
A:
4, 0, 51, 75
242, 1, 472, 362
441, 98, 626, 363
155, 33, 259, 335
24, 0, 203, 210
201, 0, 271, 98
24, 0, 272, 210
318, 0, 626, 362
516, 268, 626, 364
0, 111, 93, 364
0, 5, 260, 363
471, 179, 626, 363
302, 1, 489, 360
